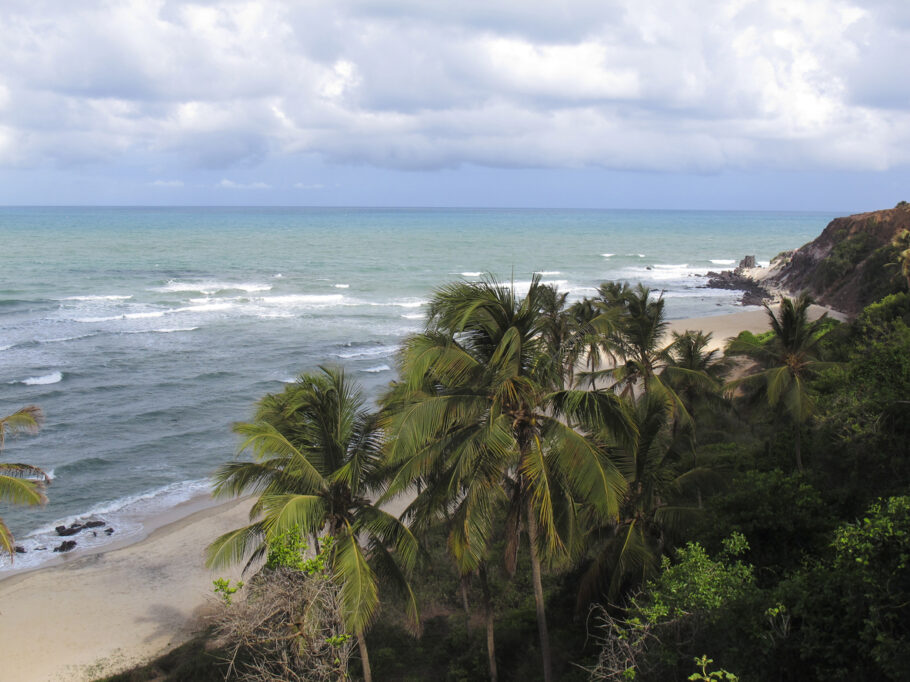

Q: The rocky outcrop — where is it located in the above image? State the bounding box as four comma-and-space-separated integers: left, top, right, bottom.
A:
53, 540, 77, 553
705, 256, 774, 306
705, 204, 910, 315
759, 204, 910, 315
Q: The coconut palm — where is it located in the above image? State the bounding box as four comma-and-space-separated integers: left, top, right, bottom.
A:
580, 284, 711, 428
206, 367, 419, 682
382, 274, 632, 682
726, 294, 835, 473
0, 406, 49, 557
575, 392, 708, 609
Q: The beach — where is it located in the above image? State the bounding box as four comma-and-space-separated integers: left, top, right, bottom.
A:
0, 305, 837, 681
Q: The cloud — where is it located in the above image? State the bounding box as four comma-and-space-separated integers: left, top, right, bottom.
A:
0, 0, 908, 177
218, 179, 270, 189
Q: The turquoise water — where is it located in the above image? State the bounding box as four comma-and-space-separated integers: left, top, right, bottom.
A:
0, 207, 831, 570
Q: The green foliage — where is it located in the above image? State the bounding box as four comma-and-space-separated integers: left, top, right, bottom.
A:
812, 230, 877, 290
779, 497, 910, 680
265, 527, 335, 574
212, 578, 243, 605
688, 656, 738, 681
639, 534, 754, 623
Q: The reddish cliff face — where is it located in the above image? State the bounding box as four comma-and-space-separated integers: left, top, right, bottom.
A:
766, 203, 910, 315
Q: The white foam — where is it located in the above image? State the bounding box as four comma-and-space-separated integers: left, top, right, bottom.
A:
601, 253, 614, 258
174, 302, 235, 314
261, 294, 344, 305
0, 344, 12, 351
334, 284, 350, 289
152, 280, 272, 295
59, 295, 133, 301
75, 310, 167, 322
391, 299, 427, 308
710, 259, 736, 265
19, 371, 63, 385
40, 334, 96, 344
273, 273, 283, 278
460, 272, 482, 277
535, 271, 561, 275
362, 364, 391, 373
401, 313, 424, 320
758, 260, 770, 268
125, 327, 199, 335
335, 345, 399, 360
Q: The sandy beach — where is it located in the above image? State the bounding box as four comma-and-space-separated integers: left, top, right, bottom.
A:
0, 305, 840, 681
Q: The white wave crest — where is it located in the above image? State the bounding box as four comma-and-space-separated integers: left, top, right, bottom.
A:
362, 364, 391, 373
334, 284, 350, 289
59, 295, 133, 301
401, 313, 424, 320
259, 294, 345, 306
601, 253, 614, 258
535, 271, 561, 275
40, 334, 96, 344
460, 272, 482, 277
710, 259, 736, 265
18, 371, 63, 385
335, 345, 399, 360
0, 344, 12, 351
152, 280, 272, 295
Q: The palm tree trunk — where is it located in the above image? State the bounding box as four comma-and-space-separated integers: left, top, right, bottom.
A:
479, 563, 498, 682
460, 574, 472, 629
525, 501, 553, 682
357, 630, 372, 682
795, 422, 804, 473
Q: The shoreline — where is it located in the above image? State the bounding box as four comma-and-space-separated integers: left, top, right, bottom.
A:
0, 496, 255, 681
0, 305, 841, 681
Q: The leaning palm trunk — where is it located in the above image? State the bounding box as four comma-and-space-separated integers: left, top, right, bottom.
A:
479, 563, 498, 682
526, 500, 553, 682
357, 630, 372, 682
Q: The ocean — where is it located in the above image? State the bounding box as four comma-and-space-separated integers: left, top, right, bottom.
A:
0, 206, 830, 572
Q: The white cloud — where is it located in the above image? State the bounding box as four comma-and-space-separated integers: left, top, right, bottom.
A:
0, 0, 907, 176
218, 179, 270, 189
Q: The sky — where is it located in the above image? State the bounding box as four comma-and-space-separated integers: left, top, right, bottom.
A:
0, 0, 908, 210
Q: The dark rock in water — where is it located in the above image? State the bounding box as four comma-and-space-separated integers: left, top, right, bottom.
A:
53, 540, 77, 553
83, 520, 106, 529
56, 524, 84, 536
55, 525, 66, 534
14, 545, 26, 554
704, 270, 772, 306
646, 266, 652, 270
104, 527, 115, 535
737, 255, 756, 271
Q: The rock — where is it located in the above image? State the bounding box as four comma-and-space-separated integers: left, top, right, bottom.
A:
104, 527, 115, 535
56, 524, 84, 536
53, 540, 77, 553
83, 520, 106, 529
737, 255, 756, 271
704, 270, 772, 306
14, 545, 26, 554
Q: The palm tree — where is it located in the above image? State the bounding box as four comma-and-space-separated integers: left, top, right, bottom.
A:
1, 406, 49, 557
662, 330, 726, 432
382, 274, 631, 682
206, 367, 420, 682
726, 294, 835, 473
575, 392, 708, 609
580, 284, 709, 427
